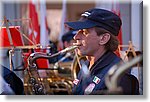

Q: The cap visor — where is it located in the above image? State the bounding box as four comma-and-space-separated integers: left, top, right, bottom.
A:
65, 20, 97, 30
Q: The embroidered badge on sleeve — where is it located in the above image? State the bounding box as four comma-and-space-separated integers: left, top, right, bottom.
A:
93, 76, 101, 84
73, 79, 79, 85
84, 83, 95, 95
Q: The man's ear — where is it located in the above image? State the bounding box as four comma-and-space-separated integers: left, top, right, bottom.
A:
99, 33, 110, 45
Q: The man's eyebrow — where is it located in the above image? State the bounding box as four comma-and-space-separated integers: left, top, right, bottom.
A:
77, 30, 82, 33
83, 29, 89, 33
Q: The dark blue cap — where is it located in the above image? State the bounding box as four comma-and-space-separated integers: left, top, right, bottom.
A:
65, 8, 122, 36
62, 30, 77, 43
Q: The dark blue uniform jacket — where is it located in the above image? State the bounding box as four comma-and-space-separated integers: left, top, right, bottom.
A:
72, 51, 139, 95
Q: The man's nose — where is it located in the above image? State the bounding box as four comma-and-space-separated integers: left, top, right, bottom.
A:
74, 32, 81, 40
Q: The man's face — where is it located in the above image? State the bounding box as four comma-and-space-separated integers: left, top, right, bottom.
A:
73, 28, 100, 56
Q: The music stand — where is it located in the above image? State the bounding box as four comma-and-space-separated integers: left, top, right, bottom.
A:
118, 41, 143, 82
0, 26, 24, 47
0, 17, 50, 71
0, 17, 40, 71
118, 41, 137, 60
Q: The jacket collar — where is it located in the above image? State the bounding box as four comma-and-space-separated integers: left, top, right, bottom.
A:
90, 51, 121, 75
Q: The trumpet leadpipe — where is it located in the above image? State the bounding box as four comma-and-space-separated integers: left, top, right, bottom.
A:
60, 45, 78, 54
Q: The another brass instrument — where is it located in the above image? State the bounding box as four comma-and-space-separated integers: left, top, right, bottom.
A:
105, 55, 142, 94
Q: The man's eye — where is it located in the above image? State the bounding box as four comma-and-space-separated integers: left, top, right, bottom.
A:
82, 32, 86, 35
83, 30, 88, 35
78, 29, 88, 35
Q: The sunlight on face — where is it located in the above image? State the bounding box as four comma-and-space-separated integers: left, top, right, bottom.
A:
75, 28, 100, 56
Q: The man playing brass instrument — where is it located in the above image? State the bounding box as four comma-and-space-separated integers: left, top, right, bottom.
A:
65, 8, 139, 95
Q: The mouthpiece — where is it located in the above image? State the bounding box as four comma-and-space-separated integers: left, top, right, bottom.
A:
60, 45, 78, 54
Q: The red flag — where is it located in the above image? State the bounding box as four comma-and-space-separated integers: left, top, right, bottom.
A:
0, 26, 24, 47
36, 0, 49, 69
29, 0, 40, 44
28, 0, 49, 69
